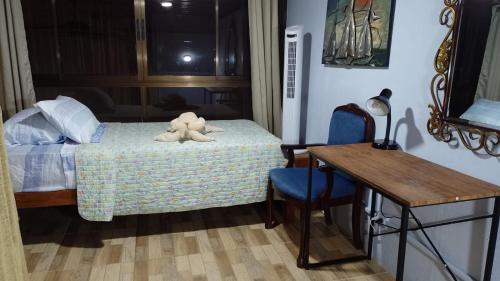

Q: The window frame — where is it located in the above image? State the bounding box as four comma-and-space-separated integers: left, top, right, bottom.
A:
25, 0, 251, 89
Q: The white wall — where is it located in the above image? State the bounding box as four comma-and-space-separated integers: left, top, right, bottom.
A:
286, 0, 500, 280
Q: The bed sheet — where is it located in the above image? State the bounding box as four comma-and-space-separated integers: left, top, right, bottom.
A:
7, 143, 76, 192
7, 124, 105, 193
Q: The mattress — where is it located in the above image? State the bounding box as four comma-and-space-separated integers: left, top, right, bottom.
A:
7, 143, 77, 192
76, 120, 285, 221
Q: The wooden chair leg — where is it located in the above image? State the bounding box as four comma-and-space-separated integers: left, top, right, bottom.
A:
265, 179, 278, 229
297, 206, 312, 269
352, 185, 363, 249
285, 201, 295, 223
324, 207, 333, 225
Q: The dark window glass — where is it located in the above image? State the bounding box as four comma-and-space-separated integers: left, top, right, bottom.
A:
22, 0, 58, 75
22, 0, 137, 76
36, 87, 251, 122
22, 1, 252, 122
217, 0, 250, 76
145, 0, 216, 76
35, 87, 142, 122
55, 0, 137, 76
146, 87, 252, 120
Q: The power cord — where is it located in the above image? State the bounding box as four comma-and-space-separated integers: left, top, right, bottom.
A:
380, 197, 416, 221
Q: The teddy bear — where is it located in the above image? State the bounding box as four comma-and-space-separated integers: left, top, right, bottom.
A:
154, 112, 223, 142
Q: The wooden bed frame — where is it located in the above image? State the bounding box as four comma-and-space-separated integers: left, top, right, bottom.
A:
12, 155, 310, 209
15, 190, 77, 208
12, 141, 321, 210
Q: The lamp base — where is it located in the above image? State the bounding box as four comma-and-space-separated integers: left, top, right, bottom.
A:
372, 139, 400, 150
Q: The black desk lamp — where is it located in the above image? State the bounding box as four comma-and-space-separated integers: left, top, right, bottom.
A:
366, 89, 400, 150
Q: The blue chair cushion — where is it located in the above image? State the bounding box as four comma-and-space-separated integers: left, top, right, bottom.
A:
269, 168, 356, 201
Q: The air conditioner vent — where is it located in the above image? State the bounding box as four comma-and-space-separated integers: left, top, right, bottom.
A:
287, 41, 297, 99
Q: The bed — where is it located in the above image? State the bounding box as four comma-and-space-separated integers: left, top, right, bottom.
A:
10, 142, 78, 208
11, 120, 285, 221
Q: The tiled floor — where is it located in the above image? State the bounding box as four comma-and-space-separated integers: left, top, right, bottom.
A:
19, 204, 393, 281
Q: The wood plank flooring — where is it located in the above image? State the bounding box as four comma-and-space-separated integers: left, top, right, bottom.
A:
19, 204, 393, 281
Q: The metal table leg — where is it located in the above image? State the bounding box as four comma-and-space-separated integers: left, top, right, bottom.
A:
484, 197, 500, 281
367, 190, 377, 259
396, 205, 410, 281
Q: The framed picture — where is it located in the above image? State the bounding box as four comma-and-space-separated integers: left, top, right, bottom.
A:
322, 0, 396, 67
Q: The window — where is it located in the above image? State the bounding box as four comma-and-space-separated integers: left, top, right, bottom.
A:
146, 0, 216, 75
21, 0, 251, 121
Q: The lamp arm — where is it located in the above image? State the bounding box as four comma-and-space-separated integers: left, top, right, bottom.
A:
384, 111, 391, 144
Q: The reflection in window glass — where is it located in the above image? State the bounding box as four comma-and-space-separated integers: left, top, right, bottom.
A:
22, 0, 137, 76
146, 0, 216, 76
35, 87, 142, 122
22, 0, 58, 75
147, 87, 251, 120
36, 87, 251, 122
55, 0, 137, 75
22, 0, 253, 123
217, 0, 250, 76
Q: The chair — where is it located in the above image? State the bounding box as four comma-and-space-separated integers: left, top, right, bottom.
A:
265, 103, 375, 268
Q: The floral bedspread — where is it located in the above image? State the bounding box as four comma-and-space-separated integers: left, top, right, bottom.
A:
75, 120, 284, 221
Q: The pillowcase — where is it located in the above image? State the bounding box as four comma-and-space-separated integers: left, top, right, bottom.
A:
3, 108, 65, 146
461, 99, 500, 127
34, 96, 101, 143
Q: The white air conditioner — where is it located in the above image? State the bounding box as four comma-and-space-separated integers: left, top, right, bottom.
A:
282, 25, 304, 145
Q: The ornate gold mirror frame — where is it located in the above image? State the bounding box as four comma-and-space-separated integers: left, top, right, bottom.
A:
428, 0, 500, 156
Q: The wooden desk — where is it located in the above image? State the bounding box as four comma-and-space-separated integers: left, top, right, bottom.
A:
305, 143, 500, 281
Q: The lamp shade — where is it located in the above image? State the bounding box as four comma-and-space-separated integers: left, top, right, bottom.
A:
366, 88, 392, 116
366, 88, 399, 150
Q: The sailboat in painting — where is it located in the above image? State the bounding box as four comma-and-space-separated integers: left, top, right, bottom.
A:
322, 0, 394, 67
336, 0, 356, 62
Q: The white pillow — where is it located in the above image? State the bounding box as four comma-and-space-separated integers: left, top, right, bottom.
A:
34, 96, 101, 143
3, 108, 65, 146
461, 99, 500, 127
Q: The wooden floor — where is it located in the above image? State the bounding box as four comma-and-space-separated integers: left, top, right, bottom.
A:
19, 204, 393, 281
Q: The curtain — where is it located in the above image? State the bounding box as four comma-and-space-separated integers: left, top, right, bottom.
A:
248, 0, 282, 136
0, 107, 28, 281
476, 5, 500, 102
0, 0, 36, 118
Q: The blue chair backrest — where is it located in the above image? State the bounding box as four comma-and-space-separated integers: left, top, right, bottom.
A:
327, 110, 367, 145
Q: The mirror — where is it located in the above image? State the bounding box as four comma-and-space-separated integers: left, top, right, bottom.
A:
449, 0, 500, 130
428, 0, 500, 156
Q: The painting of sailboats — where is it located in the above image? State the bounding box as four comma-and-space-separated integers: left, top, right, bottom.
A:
322, 0, 395, 67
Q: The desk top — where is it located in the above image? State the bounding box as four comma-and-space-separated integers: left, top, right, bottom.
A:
308, 143, 500, 207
